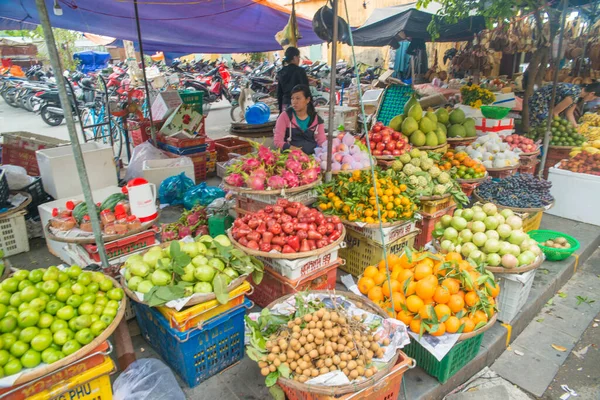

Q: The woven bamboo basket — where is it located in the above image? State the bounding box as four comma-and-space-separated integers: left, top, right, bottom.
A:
223, 179, 321, 195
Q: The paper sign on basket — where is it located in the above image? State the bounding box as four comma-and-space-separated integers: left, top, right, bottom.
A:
306, 370, 350, 386
408, 331, 461, 361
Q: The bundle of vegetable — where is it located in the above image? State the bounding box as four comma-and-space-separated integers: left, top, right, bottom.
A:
121, 235, 263, 305
477, 174, 554, 209
231, 200, 344, 253
456, 133, 520, 169
316, 169, 417, 223
389, 149, 469, 205
160, 205, 208, 241
314, 132, 371, 172
224, 144, 320, 190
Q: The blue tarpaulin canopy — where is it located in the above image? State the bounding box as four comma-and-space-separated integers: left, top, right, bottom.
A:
74, 50, 110, 73
0, 0, 323, 54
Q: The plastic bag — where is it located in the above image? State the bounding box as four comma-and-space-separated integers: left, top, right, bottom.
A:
125, 142, 171, 181
2, 165, 34, 190
113, 358, 185, 400
183, 182, 226, 210
159, 172, 195, 206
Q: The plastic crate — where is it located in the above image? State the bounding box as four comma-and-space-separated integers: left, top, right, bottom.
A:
541, 146, 572, 180
419, 195, 455, 215
191, 155, 208, 182
248, 261, 339, 308
279, 351, 413, 400
403, 333, 484, 383
81, 228, 157, 262
214, 137, 253, 162
159, 133, 206, 151
521, 211, 543, 233
0, 210, 29, 257
18, 176, 51, 218
133, 299, 250, 387
345, 220, 417, 246
338, 229, 418, 277
375, 84, 414, 127
236, 189, 317, 210
414, 205, 457, 249
127, 119, 165, 147
495, 269, 537, 323
158, 141, 207, 156
1, 132, 67, 176
459, 181, 483, 198
157, 281, 251, 332
257, 248, 340, 281
0, 170, 9, 207
28, 356, 115, 400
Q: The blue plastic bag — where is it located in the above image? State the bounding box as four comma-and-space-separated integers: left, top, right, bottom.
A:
183, 182, 226, 210
159, 172, 194, 206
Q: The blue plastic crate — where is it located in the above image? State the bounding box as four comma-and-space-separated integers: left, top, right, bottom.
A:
133, 298, 250, 387
157, 141, 208, 155
376, 84, 414, 126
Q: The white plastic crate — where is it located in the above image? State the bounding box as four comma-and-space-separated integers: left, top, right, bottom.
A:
0, 210, 29, 256
495, 269, 537, 323
142, 157, 196, 187
257, 247, 341, 280
236, 189, 317, 213
345, 220, 417, 246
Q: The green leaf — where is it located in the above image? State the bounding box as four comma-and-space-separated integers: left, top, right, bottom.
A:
174, 253, 191, 270
474, 321, 487, 331
231, 249, 246, 259
265, 371, 280, 387
246, 346, 265, 361
406, 247, 413, 263
277, 363, 291, 379
212, 273, 230, 304
546, 298, 554, 306
536, 318, 545, 323
170, 240, 182, 258
252, 269, 264, 285
558, 292, 567, 298
213, 241, 232, 259
456, 323, 465, 334
269, 385, 285, 400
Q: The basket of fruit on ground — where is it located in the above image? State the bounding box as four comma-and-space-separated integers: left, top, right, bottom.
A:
524, 116, 586, 148
528, 230, 580, 261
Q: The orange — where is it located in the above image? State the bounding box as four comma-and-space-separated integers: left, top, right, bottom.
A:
465, 291, 480, 307
485, 281, 500, 298
390, 268, 402, 281
468, 270, 481, 290
378, 259, 390, 272
387, 254, 400, 268
448, 294, 465, 314
445, 252, 462, 263
368, 286, 384, 303
404, 280, 417, 297
472, 310, 488, 326
433, 261, 451, 276
433, 286, 451, 304
444, 316, 461, 333
430, 322, 446, 336
397, 269, 414, 285
382, 279, 401, 298
415, 279, 436, 300
460, 317, 475, 333
418, 304, 434, 320
485, 297, 496, 317
414, 263, 433, 281
373, 272, 387, 286
363, 266, 379, 279
424, 298, 435, 305
441, 278, 460, 295
398, 253, 412, 269
390, 292, 406, 311
358, 277, 375, 295
406, 295, 424, 313
456, 290, 466, 300
396, 310, 414, 325
382, 302, 396, 318
409, 318, 422, 334
434, 304, 451, 320
458, 260, 473, 272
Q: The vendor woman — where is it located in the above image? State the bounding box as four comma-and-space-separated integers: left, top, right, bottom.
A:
528, 81, 600, 127
274, 84, 326, 155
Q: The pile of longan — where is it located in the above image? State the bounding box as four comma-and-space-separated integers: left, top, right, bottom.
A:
257, 308, 390, 383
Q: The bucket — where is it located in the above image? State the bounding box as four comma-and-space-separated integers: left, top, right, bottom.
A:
245, 102, 270, 124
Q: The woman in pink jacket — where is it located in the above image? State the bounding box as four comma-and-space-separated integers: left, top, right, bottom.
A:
274, 84, 326, 155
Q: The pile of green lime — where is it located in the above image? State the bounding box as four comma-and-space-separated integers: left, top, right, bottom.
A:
0, 266, 123, 377
525, 116, 585, 147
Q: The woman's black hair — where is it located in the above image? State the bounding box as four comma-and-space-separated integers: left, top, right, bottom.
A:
284, 47, 300, 64
291, 84, 316, 119
583, 82, 600, 97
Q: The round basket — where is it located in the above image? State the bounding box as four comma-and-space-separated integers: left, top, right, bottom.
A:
45, 217, 159, 244
456, 173, 489, 184
223, 179, 320, 195
419, 192, 452, 202
518, 149, 541, 158
458, 312, 497, 341
484, 254, 545, 274
416, 143, 449, 154
548, 145, 575, 150
267, 291, 403, 396
528, 230, 580, 261
485, 164, 520, 179
480, 106, 511, 119
332, 166, 371, 175
446, 136, 477, 149
0, 192, 32, 219
472, 189, 554, 213
8, 273, 124, 386
340, 218, 412, 229
227, 226, 345, 260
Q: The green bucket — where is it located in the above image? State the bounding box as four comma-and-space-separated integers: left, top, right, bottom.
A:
480, 106, 511, 119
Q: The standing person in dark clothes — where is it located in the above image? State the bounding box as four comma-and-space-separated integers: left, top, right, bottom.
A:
277, 47, 309, 113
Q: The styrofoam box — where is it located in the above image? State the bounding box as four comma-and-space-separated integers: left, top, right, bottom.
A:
495, 269, 536, 323
38, 186, 121, 264
546, 162, 600, 226
257, 247, 341, 280
142, 158, 196, 187
475, 118, 515, 136
345, 220, 417, 246
36, 143, 118, 199
316, 106, 358, 132
492, 92, 517, 109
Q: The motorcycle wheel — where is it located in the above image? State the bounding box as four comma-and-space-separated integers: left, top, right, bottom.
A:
230, 105, 245, 123
21, 95, 34, 112
40, 105, 64, 126
2, 89, 20, 108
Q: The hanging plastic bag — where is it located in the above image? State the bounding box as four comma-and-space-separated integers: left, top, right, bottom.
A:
159, 172, 195, 206
183, 182, 226, 210
125, 142, 171, 181
113, 358, 185, 400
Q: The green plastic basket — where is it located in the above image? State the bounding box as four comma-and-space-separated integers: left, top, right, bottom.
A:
528, 230, 580, 261
480, 106, 511, 119
403, 333, 483, 383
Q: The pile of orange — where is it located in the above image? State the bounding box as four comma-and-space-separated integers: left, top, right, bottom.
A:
439, 151, 487, 180
357, 251, 500, 337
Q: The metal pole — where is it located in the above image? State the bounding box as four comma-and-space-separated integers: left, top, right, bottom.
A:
325, 0, 339, 183
34, 0, 110, 269
539, 0, 568, 178
133, 0, 156, 142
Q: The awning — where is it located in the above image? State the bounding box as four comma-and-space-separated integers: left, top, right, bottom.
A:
0, 0, 323, 54
352, 2, 485, 47
73, 50, 110, 73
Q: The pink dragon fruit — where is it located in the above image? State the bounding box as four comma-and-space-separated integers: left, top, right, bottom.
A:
178, 226, 192, 239
300, 167, 321, 185
246, 173, 266, 190
285, 159, 303, 174
241, 157, 262, 172
258, 146, 277, 165
281, 170, 300, 188
225, 173, 245, 187
289, 149, 310, 163
267, 175, 286, 189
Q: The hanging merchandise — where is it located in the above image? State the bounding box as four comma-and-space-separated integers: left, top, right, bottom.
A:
312, 2, 350, 43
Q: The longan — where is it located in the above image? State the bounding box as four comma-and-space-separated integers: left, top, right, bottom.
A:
342, 368, 350, 376
332, 355, 341, 365
290, 361, 298, 370
298, 375, 308, 383
303, 354, 311, 363
347, 360, 357, 370
294, 318, 302, 325
320, 367, 330, 375
299, 336, 307, 345
272, 346, 280, 354
349, 370, 359, 379
371, 343, 380, 352
267, 353, 276, 362
269, 365, 276, 372
322, 312, 331, 321
316, 309, 325, 319
273, 358, 281, 367
308, 321, 316, 329
311, 368, 319, 377
258, 361, 267, 369
309, 349, 319, 359
339, 361, 347, 369
302, 369, 311, 377
304, 314, 313, 322
316, 321, 323, 329
383, 338, 390, 346
324, 358, 333, 367
261, 367, 270, 376
279, 353, 287, 362
365, 369, 374, 378
307, 334, 315, 343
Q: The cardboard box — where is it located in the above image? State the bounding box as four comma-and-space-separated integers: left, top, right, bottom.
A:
151, 90, 182, 121
475, 117, 514, 136
159, 104, 204, 137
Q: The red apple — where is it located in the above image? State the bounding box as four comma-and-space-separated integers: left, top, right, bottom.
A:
396, 141, 405, 149
372, 133, 382, 142
376, 142, 386, 151
386, 141, 396, 151
382, 150, 392, 156
392, 132, 401, 140
370, 141, 376, 150
392, 149, 402, 155
372, 149, 382, 156
372, 125, 382, 133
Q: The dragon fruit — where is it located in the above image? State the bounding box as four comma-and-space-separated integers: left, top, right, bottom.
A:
161, 223, 179, 242
258, 145, 277, 165
225, 173, 245, 187
267, 175, 286, 189
194, 225, 209, 237
241, 157, 262, 172
282, 170, 300, 188
178, 226, 192, 239
246, 173, 266, 190
289, 149, 310, 163
285, 159, 303, 174
300, 167, 321, 185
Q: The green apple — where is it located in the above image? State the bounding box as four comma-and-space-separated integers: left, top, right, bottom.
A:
18, 303, 29, 313
90, 320, 107, 337
78, 272, 93, 286
72, 315, 92, 331
107, 288, 124, 301
100, 314, 113, 325
74, 329, 94, 345
66, 295, 83, 308
0, 304, 6, 319
30, 334, 52, 352
50, 319, 68, 333
192, 255, 209, 268
55, 287, 72, 303
9, 341, 29, 357
19, 327, 40, 343
66, 265, 82, 279
193, 282, 212, 294
136, 280, 153, 294
17, 280, 33, 291
62, 340, 81, 356
17, 310, 40, 328
56, 306, 75, 321
20, 349, 41, 369
1, 333, 16, 350
82, 293, 96, 305
71, 283, 85, 296
41, 348, 62, 364
45, 300, 63, 316
1, 278, 18, 294
41, 280, 59, 295
0, 316, 17, 333
57, 272, 69, 283
38, 313, 54, 329
29, 298, 47, 313
91, 272, 105, 284
0, 291, 11, 305
102, 308, 117, 318
95, 297, 108, 307
0, 349, 9, 366
89, 314, 99, 324
99, 278, 113, 292
78, 303, 94, 316
53, 329, 73, 346
86, 283, 100, 294
12, 270, 30, 282
106, 300, 119, 309
4, 359, 22, 375
42, 267, 59, 282
9, 293, 22, 308
28, 270, 44, 283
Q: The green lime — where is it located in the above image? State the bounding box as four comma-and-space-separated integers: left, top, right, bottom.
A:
20, 349, 41, 368
30, 334, 53, 352
4, 359, 22, 376
19, 327, 40, 343
61, 340, 81, 356
0, 316, 17, 333
9, 341, 29, 358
